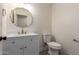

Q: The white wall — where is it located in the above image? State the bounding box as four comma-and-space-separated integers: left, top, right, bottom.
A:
0, 3, 2, 54
0, 4, 2, 36
2, 3, 52, 35
52, 4, 79, 55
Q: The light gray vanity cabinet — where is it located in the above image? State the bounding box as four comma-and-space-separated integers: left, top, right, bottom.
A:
2, 35, 40, 55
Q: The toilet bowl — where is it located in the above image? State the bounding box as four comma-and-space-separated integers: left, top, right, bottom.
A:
47, 42, 61, 55
42, 34, 62, 55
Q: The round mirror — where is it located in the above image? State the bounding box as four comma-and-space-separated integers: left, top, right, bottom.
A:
10, 7, 33, 28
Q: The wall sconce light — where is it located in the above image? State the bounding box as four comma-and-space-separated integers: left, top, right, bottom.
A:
2, 9, 6, 16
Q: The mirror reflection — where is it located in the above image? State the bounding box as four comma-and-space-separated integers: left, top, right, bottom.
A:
11, 7, 33, 28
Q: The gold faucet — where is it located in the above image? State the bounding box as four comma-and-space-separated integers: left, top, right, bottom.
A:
18, 28, 27, 34
21, 29, 24, 34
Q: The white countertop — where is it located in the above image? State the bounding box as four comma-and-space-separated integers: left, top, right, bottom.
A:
6, 33, 39, 37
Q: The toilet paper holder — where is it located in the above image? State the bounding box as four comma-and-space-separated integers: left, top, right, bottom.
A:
0, 36, 7, 41
73, 39, 79, 42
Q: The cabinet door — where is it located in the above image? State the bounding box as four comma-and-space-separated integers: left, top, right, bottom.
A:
2, 38, 18, 55
23, 36, 34, 55
23, 36, 40, 55
12, 37, 24, 55
2, 37, 24, 55
31, 36, 40, 55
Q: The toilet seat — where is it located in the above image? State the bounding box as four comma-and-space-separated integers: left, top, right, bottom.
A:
47, 42, 61, 49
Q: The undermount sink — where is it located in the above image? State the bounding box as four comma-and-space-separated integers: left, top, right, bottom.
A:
6, 33, 39, 37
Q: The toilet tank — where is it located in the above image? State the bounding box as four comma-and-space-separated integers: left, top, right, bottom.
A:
43, 34, 52, 43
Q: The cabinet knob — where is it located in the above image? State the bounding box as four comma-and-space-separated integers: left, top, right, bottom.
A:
31, 39, 32, 41
12, 41, 15, 44
24, 46, 27, 48
20, 48, 23, 50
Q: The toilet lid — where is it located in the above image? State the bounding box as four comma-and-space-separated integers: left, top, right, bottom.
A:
47, 42, 61, 48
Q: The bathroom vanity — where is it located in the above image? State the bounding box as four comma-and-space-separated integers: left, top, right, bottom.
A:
2, 34, 41, 55
2, 7, 41, 55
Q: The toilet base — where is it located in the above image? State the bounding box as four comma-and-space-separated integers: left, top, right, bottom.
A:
48, 48, 59, 55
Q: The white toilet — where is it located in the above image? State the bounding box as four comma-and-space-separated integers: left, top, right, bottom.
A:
43, 34, 62, 55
